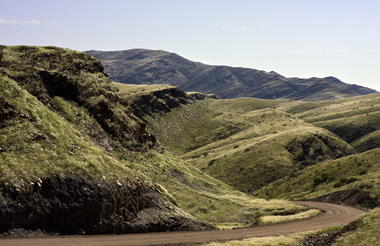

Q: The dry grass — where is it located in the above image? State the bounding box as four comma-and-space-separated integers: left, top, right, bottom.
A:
202, 233, 305, 246
113, 82, 174, 96
258, 209, 320, 225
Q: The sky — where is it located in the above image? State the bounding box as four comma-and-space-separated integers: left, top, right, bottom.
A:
1, 0, 379, 91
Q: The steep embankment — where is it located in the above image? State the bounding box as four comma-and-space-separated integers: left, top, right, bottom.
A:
147, 98, 353, 192
86, 49, 376, 101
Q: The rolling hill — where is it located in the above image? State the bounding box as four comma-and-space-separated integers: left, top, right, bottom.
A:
279, 93, 380, 152
254, 148, 380, 208
145, 98, 354, 192
86, 49, 377, 101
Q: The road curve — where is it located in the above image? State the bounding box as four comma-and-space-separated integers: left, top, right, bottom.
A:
0, 201, 365, 246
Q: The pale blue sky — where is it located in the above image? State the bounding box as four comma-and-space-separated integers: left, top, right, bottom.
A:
1, 0, 379, 90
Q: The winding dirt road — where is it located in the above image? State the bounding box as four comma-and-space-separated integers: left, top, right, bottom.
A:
0, 201, 364, 246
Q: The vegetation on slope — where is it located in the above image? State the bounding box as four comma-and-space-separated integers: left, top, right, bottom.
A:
0, 74, 213, 234
254, 149, 380, 208
281, 94, 380, 151
125, 151, 309, 226
86, 49, 376, 101
147, 99, 353, 192
0, 45, 155, 151
0, 45, 314, 234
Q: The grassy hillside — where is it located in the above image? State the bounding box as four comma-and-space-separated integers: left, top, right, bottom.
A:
281, 94, 380, 151
86, 49, 377, 101
254, 149, 380, 208
0, 73, 216, 234
147, 99, 353, 192
0, 46, 314, 234
352, 129, 380, 152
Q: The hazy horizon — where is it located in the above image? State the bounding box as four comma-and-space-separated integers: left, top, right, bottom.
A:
1, 0, 379, 91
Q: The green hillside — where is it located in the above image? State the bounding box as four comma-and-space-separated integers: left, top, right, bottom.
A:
0, 45, 310, 234
254, 149, 380, 208
282, 94, 380, 151
147, 99, 353, 192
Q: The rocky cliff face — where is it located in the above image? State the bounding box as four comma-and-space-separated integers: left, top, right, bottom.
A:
86, 49, 377, 101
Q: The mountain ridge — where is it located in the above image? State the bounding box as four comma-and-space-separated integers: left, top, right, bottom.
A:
86, 49, 377, 101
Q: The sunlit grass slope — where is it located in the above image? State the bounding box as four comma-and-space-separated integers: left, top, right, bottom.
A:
253, 149, 380, 205
282, 93, 380, 151
147, 99, 353, 192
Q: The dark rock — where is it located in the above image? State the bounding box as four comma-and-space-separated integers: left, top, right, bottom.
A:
0, 99, 20, 125
125, 87, 192, 118
187, 92, 218, 100
312, 188, 379, 209
301, 222, 357, 246
0, 175, 214, 235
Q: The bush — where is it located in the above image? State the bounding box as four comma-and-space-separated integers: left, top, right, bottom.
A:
333, 177, 358, 188
358, 170, 367, 175
313, 173, 331, 186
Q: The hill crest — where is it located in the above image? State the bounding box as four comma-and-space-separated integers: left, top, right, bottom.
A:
86, 49, 377, 101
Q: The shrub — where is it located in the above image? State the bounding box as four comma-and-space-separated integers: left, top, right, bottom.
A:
313, 173, 331, 186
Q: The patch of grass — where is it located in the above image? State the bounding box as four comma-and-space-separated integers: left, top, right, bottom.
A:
0, 75, 135, 184
202, 233, 306, 246
113, 82, 174, 96
258, 209, 320, 225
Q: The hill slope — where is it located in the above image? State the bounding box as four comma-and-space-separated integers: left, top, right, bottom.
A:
0, 46, 310, 234
279, 94, 380, 152
254, 149, 380, 208
86, 49, 377, 101
0, 45, 213, 234
146, 98, 353, 192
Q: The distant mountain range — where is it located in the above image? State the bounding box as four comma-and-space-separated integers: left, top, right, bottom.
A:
86, 49, 377, 101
